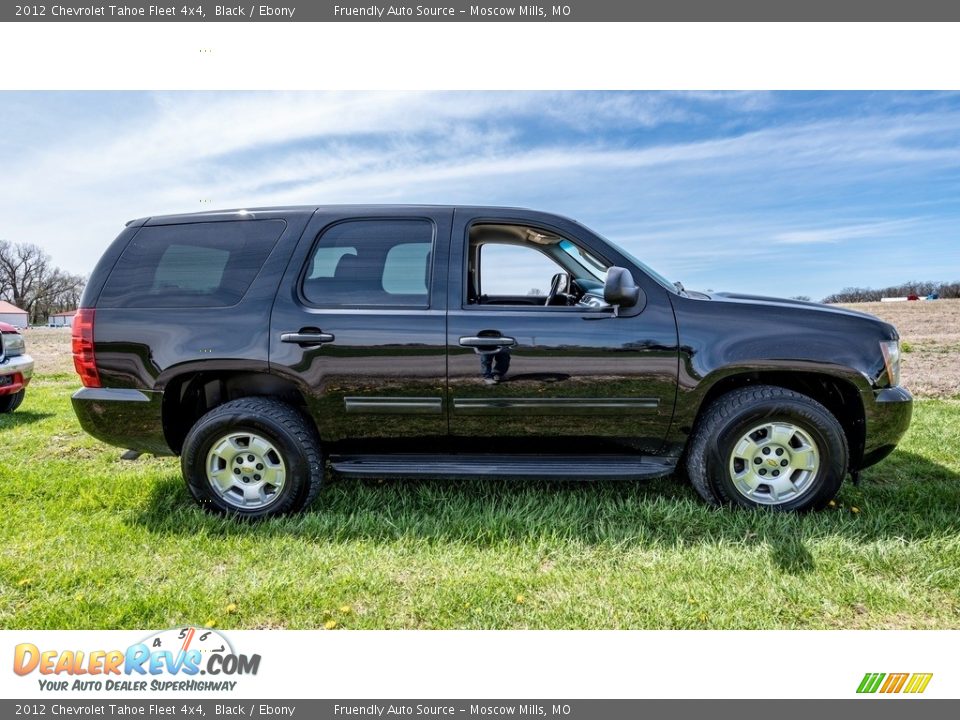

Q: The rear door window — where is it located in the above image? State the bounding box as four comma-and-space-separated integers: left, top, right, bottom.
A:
301, 219, 435, 307
98, 220, 285, 308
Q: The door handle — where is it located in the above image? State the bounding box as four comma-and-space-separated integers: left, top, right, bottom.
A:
459, 335, 517, 348
281, 330, 335, 346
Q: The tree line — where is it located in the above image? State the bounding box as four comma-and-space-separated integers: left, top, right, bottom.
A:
0, 240, 86, 325
822, 281, 960, 304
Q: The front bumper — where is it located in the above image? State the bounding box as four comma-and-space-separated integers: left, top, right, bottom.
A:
71, 387, 174, 456
857, 385, 913, 470
0, 353, 34, 395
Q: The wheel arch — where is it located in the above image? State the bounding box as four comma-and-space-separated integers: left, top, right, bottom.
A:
692, 368, 867, 470
161, 369, 312, 455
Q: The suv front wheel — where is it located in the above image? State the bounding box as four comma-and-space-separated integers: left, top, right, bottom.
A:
0, 389, 25, 414
181, 397, 323, 518
687, 385, 848, 511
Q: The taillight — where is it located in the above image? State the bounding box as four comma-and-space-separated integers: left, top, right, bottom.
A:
72, 308, 101, 388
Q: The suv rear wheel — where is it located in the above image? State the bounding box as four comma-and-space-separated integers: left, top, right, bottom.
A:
687, 385, 848, 511
181, 397, 323, 518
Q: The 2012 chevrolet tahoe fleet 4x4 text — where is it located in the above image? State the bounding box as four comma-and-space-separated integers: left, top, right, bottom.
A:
70, 206, 912, 517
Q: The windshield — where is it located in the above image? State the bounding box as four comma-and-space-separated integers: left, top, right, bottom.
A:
557, 239, 606, 281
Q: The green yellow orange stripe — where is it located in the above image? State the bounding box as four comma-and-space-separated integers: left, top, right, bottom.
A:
857, 672, 931, 694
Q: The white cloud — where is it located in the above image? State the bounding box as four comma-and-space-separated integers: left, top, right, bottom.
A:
772, 219, 918, 245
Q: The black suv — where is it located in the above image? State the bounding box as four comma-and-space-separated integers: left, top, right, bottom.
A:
72, 206, 912, 517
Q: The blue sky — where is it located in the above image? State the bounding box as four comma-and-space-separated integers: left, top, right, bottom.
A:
1, 90, 959, 300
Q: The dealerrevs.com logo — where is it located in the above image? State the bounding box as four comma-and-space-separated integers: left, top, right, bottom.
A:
13, 627, 261, 693
857, 673, 933, 694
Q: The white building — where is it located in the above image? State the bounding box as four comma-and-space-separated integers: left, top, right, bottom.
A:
0, 301, 28, 328
48, 310, 77, 328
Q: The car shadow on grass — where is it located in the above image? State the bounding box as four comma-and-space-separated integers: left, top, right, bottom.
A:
0, 410, 54, 429
130, 449, 959, 576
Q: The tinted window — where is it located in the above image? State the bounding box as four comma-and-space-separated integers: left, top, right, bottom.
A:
382, 243, 432, 294
302, 219, 434, 307
99, 220, 285, 308
153, 244, 229, 294
307, 246, 358, 278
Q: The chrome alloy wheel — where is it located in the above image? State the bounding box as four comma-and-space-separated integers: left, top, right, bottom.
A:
728, 421, 820, 505
205, 431, 287, 510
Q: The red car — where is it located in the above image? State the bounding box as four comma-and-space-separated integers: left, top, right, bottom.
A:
0, 321, 33, 413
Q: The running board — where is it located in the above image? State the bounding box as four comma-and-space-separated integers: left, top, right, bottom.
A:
328, 454, 676, 481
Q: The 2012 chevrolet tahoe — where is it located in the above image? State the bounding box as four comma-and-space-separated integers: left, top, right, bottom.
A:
70, 206, 912, 517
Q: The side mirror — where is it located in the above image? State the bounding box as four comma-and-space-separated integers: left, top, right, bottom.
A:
604, 266, 641, 308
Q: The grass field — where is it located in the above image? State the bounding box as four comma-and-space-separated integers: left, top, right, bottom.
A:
2, 301, 959, 630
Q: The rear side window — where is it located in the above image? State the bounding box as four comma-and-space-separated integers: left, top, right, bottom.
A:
99, 220, 285, 308
302, 219, 434, 307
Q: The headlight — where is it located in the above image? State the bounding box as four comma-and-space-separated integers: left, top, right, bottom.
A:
879, 340, 901, 387
1, 332, 25, 358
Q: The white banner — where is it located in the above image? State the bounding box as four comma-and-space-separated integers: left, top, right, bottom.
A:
3, 629, 955, 699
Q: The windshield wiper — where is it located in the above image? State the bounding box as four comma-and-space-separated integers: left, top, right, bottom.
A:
674, 281, 688, 296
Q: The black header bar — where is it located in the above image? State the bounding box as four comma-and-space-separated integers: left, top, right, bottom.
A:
6, 0, 960, 22
2, 700, 959, 719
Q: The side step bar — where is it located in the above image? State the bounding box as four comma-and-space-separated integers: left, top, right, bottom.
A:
328, 454, 676, 481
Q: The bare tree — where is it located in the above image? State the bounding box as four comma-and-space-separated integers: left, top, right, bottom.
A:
0, 240, 86, 324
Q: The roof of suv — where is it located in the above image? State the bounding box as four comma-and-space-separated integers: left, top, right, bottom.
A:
131, 204, 539, 226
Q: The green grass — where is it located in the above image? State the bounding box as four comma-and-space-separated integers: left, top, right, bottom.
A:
2, 377, 959, 629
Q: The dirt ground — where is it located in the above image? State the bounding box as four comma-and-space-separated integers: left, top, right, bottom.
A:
21, 298, 959, 398
838, 298, 960, 398
22, 327, 74, 377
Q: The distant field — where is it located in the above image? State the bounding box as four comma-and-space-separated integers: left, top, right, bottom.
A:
20, 326, 74, 377
838, 298, 960, 398
4, 299, 958, 630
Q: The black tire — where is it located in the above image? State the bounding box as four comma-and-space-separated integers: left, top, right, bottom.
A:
181, 397, 323, 519
0, 389, 24, 414
687, 385, 847, 512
